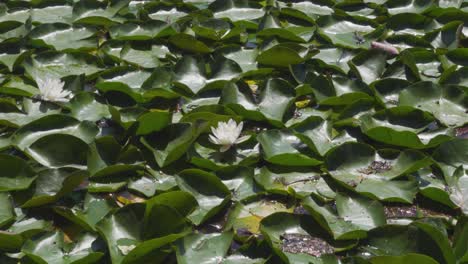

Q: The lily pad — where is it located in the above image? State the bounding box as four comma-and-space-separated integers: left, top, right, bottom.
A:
29, 24, 97, 51
0, 0, 466, 262
359, 107, 451, 149
176, 169, 231, 225
303, 193, 386, 239
257, 129, 322, 166
221, 79, 295, 126
399, 82, 468, 127
22, 232, 103, 264
0, 154, 36, 191
326, 142, 430, 183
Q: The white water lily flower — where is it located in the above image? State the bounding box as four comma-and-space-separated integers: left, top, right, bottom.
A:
209, 119, 250, 152
36, 76, 72, 102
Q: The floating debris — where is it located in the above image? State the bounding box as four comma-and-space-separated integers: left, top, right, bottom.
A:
455, 126, 468, 138
95, 118, 112, 128
371, 41, 399, 55
384, 205, 418, 218
293, 206, 310, 215
293, 109, 302, 119
358, 161, 392, 175
280, 233, 334, 257
353, 32, 366, 45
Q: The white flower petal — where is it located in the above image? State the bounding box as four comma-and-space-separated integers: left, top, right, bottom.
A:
35, 76, 71, 103
209, 119, 247, 150
236, 121, 244, 135
209, 134, 220, 145
53, 98, 70, 103
220, 144, 231, 152
227, 118, 236, 127
235, 135, 250, 144
211, 126, 221, 138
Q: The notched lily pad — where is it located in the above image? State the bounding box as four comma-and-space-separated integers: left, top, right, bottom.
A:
0, 154, 36, 191
399, 82, 468, 127
221, 78, 296, 126
303, 193, 386, 240
258, 129, 322, 166
260, 212, 347, 263
360, 106, 452, 149
255, 166, 322, 197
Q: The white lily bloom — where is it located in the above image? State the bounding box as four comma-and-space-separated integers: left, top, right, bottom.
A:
36, 76, 72, 102
209, 119, 250, 152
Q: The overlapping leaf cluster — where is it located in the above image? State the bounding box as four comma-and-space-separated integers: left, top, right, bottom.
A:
0, 0, 467, 263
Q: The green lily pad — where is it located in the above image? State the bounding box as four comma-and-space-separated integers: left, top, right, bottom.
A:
22, 52, 103, 80
210, 1, 264, 21
453, 217, 468, 263
96, 203, 144, 264
216, 166, 258, 201
31, 5, 73, 24
257, 45, 305, 67
147, 6, 188, 22
26, 134, 89, 169
176, 169, 231, 225
128, 169, 177, 196
260, 212, 347, 262
399, 82, 468, 127
226, 200, 292, 235
360, 107, 451, 149
70, 92, 111, 122
370, 254, 439, 264
175, 232, 233, 264
0, 76, 38, 97
349, 50, 388, 84
18, 169, 87, 208
12, 114, 98, 151
433, 139, 468, 178
303, 193, 386, 240
121, 233, 188, 264
0, 192, 14, 228
222, 47, 266, 74
173, 56, 242, 95
444, 167, 468, 215
0, 154, 36, 191
54, 193, 115, 231
0, 47, 28, 72
0, 217, 52, 251
22, 231, 104, 264
72, 0, 130, 26
362, 221, 456, 264
255, 166, 323, 197
110, 21, 174, 40
291, 116, 356, 156
141, 122, 206, 167
120, 44, 170, 69
0, 98, 61, 127
29, 24, 97, 51
221, 79, 295, 126
326, 142, 430, 183
188, 136, 259, 170
0, 0, 466, 262
257, 129, 322, 166
169, 33, 212, 54
303, 74, 373, 105
143, 191, 196, 239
